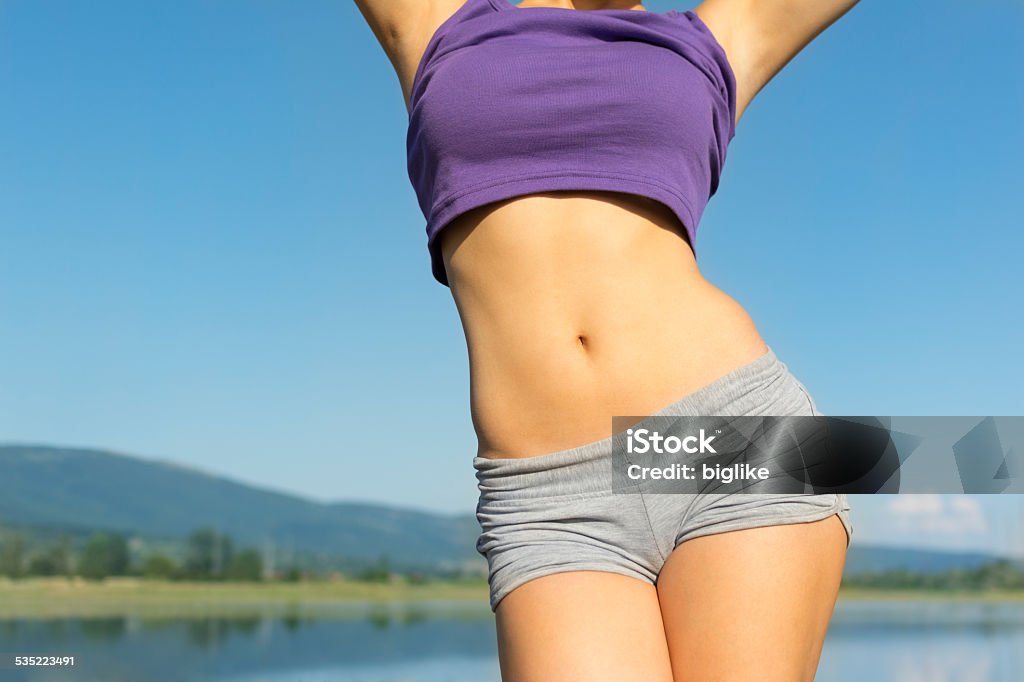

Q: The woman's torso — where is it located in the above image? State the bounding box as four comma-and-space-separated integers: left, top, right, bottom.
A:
397, 1, 765, 459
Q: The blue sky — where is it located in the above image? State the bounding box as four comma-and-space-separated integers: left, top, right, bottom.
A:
1, 1, 1021, 555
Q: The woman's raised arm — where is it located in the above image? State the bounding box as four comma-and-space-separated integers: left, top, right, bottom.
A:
693, 0, 860, 125
354, 0, 465, 110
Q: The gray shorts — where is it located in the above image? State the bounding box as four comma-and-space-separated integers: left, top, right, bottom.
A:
473, 347, 853, 612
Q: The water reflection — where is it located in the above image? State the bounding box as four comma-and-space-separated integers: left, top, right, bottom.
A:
0, 600, 1019, 681
0, 603, 496, 682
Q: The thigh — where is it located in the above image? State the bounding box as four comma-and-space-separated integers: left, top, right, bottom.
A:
657, 515, 848, 682
495, 571, 674, 682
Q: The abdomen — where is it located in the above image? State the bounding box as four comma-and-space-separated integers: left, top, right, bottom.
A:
441, 190, 768, 459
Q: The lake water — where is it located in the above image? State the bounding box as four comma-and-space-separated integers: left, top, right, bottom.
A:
1, 600, 1022, 681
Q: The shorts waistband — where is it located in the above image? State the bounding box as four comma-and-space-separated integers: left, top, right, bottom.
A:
473, 346, 791, 500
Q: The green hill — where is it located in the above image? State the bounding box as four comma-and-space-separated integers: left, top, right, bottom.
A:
0, 444, 480, 569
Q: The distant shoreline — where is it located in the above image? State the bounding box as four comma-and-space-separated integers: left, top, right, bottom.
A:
1, 577, 1023, 619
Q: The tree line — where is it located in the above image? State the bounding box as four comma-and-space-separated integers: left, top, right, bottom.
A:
0, 527, 269, 581
0, 527, 453, 583
842, 559, 1024, 591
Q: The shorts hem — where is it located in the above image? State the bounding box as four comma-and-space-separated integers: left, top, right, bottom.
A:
674, 504, 853, 550
489, 564, 657, 613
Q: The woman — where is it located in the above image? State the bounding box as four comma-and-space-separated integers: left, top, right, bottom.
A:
355, 0, 856, 679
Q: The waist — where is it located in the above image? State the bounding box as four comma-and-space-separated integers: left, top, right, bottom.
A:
440, 191, 768, 460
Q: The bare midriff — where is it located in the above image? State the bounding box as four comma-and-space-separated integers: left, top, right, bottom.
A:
439, 190, 769, 460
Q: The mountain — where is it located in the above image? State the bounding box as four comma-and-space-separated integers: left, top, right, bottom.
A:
0, 444, 480, 569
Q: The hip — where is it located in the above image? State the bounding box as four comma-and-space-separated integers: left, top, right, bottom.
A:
471, 346, 847, 610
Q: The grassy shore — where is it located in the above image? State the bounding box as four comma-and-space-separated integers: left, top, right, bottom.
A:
0, 576, 491, 618
0, 577, 1022, 618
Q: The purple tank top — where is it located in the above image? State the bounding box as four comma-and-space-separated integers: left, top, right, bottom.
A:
407, 0, 737, 285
